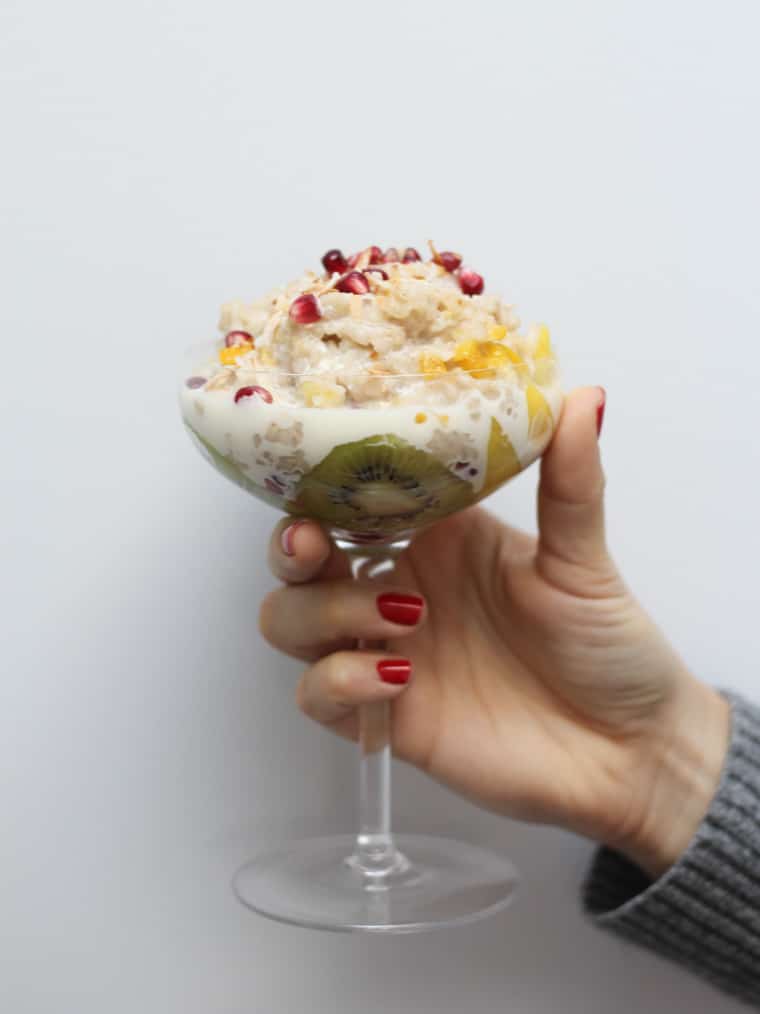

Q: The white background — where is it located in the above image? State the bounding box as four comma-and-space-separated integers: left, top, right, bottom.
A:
2, 1, 759, 1011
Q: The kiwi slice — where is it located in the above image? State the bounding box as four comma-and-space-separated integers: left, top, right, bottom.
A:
292, 433, 474, 533
184, 423, 283, 509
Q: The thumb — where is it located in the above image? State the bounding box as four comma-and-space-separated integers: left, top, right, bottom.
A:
537, 386, 609, 570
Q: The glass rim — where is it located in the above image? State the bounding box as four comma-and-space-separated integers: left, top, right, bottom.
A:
183, 340, 558, 382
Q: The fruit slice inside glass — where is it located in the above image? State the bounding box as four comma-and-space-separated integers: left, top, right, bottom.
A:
180, 349, 562, 932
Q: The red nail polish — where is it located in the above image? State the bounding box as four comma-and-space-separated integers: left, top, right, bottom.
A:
377, 592, 424, 626
281, 520, 306, 557
377, 659, 412, 685
596, 388, 606, 437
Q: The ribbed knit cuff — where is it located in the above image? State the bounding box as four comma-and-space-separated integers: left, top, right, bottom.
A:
582, 692, 760, 1007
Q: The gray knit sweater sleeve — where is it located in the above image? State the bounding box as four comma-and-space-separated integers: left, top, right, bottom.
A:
582, 692, 760, 1007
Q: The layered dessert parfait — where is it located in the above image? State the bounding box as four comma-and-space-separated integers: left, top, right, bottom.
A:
180, 243, 563, 535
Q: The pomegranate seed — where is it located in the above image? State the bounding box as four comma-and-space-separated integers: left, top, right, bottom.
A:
402, 247, 421, 262
383, 247, 400, 263
369, 245, 383, 264
265, 476, 286, 494
225, 329, 254, 346
321, 249, 348, 275
186, 376, 207, 389
289, 293, 322, 324
335, 270, 371, 294
252, 385, 273, 403
235, 384, 273, 404
435, 251, 462, 272
347, 252, 361, 268
459, 268, 484, 296
365, 267, 389, 280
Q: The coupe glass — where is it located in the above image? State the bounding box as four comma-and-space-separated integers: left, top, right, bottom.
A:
179, 343, 562, 933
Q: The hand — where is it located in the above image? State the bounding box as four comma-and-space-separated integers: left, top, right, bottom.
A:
260, 388, 730, 878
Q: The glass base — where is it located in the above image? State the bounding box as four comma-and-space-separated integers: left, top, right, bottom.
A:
232, 834, 519, 934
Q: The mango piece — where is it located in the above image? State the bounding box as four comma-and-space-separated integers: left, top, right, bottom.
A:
300, 380, 346, 408
448, 340, 520, 377
419, 354, 447, 376
489, 324, 508, 341
481, 417, 522, 496
448, 340, 481, 369
526, 383, 554, 441
484, 343, 513, 367
219, 345, 249, 366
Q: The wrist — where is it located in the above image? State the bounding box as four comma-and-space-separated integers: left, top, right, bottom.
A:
614, 677, 731, 880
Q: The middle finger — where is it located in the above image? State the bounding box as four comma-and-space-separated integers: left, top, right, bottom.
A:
259, 580, 426, 659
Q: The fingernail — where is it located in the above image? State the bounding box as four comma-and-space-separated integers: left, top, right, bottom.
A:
377, 592, 424, 626
281, 520, 306, 557
596, 388, 606, 437
377, 659, 412, 685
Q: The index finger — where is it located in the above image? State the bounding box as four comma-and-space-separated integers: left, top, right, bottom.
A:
267, 518, 348, 584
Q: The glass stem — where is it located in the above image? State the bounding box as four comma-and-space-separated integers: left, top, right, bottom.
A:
335, 534, 412, 879
357, 694, 393, 869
